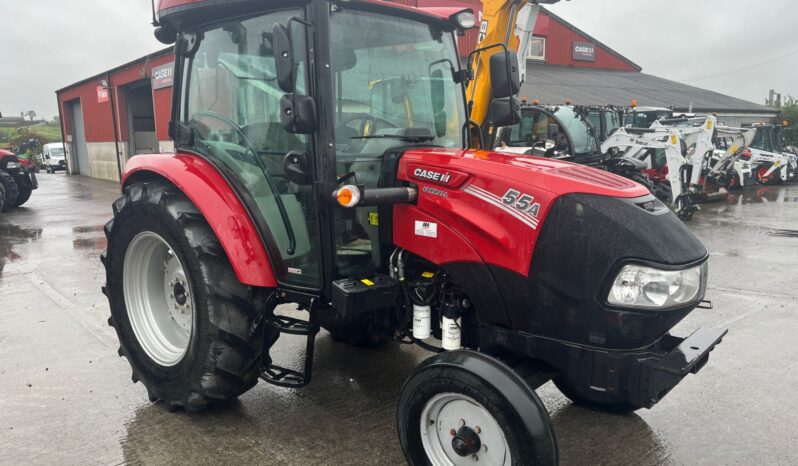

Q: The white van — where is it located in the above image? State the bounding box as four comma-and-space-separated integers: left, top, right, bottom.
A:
43, 143, 67, 173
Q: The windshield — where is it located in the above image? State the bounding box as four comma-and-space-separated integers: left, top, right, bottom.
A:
330, 9, 465, 163
552, 107, 596, 154
750, 126, 776, 152
49, 148, 65, 158
500, 107, 595, 155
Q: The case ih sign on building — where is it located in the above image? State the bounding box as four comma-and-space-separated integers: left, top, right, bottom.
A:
572, 41, 596, 62
151, 62, 175, 90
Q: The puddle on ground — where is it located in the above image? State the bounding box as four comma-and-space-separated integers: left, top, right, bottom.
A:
723, 186, 798, 205
768, 229, 798, 238
0, 223, 43, 274
72, 225, 107, 252
73, 225, 105, 234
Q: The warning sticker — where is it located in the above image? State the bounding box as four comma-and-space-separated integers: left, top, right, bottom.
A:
478, 20, 489, 44
414, 221, 438, 238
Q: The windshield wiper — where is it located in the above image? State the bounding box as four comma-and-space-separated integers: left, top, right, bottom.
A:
351, 134, 435, 143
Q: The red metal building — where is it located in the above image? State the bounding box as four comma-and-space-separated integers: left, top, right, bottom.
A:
56, 48, 174, 181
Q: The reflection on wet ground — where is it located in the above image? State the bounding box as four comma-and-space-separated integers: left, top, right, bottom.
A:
2, 175, 798, 465
0, 223, 43, 273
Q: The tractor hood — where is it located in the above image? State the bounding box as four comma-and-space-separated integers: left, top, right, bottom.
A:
392, 146, 694, 282
398, 147, 648, 199
391, 146, 707, 350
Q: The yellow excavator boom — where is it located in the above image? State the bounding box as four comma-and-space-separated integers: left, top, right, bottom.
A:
466, 1, 555, 130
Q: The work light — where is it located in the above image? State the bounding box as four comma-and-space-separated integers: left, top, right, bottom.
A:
453, 11, 476, 30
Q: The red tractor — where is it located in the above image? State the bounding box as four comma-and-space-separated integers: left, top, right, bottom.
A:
0, 148, 38, 211
102, 1, 725, 463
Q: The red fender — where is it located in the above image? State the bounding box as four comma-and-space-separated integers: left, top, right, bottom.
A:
123, 152, 277, 288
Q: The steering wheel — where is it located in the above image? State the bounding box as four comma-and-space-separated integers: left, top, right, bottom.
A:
193, 111, 261, 159
339, 114, 401, 137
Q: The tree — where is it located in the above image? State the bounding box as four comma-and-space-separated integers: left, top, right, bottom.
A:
9, 127, 52, 152
25, 110, 37, 122
779, 96, 798, 147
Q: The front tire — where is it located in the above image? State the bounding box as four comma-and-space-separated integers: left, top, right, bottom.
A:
0, 171, 18, 212
102, 180, 276, 411
398, 351, 557, 466
14, 176, 33, 207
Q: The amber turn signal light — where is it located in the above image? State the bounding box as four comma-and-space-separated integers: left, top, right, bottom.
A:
334, 185, 361, 208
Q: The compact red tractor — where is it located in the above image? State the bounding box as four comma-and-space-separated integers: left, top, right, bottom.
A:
102, 0, 725, 463
0, 148, 38, 211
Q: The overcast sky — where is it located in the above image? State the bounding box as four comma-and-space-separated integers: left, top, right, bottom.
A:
0, 0, 795, 120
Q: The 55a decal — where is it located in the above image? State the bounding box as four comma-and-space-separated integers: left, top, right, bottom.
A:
502, 189, 541, 217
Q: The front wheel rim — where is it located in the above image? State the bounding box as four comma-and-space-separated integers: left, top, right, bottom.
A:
123, 231, 193, 367
420, 392, 511, 466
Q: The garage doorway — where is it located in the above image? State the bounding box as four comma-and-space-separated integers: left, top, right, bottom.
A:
125, 83, 158, 156
68, 100, 90, 176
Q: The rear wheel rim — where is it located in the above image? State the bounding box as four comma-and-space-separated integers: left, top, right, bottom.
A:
123, 231, 193, 367
420, 392, 511, 466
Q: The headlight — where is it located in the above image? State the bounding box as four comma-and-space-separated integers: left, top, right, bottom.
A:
607, 262, 706, 309
6, 162, 20, 169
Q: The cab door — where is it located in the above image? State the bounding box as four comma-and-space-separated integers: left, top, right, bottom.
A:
178, 7, 324, 289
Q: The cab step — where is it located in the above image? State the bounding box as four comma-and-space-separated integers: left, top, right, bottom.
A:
260, 303, 320, 389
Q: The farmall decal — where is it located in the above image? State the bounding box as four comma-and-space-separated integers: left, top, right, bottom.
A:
413, 168, 452, 184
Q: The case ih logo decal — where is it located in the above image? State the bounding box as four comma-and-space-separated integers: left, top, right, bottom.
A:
413, 168, 452, 184
463, 185, 541, 230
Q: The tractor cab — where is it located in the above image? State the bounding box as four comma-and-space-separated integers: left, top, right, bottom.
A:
161, 2, 473, 292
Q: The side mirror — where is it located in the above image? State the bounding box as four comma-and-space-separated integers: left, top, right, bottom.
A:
489, 50, 520, 98
154, 25, 177, 45
273, 23, 294, 93
488, 96, 521, 127
280, 94, 317, 134
283, 151, 311, 185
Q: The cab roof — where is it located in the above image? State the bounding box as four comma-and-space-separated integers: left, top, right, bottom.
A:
157, 0, 467, 28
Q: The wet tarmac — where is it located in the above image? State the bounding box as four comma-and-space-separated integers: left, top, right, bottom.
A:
1, 174, 797, 465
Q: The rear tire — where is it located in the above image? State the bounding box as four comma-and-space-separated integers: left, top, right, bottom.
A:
0, 171, 18, 212
553, 376, 638, 414
102, 180, 276, 411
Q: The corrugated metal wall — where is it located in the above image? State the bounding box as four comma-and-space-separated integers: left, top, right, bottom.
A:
57, 52, 174, 144
541, 11, 637, 71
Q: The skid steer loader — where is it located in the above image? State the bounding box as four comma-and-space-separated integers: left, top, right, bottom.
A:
101, 0, 726, 463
